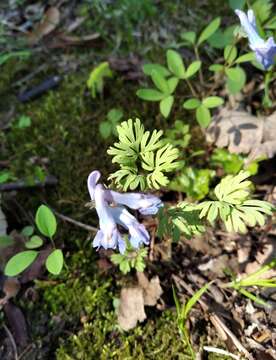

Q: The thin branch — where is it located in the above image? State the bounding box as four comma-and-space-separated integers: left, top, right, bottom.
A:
3, 324, 18, 360
53, 210, 98, 233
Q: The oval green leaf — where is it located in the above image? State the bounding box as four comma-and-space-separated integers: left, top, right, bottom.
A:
136, 88, 165, 101
160, 96, 174, 118
196, 105, 211, 128
197, 17, 221, 45
183, 98, 201, 110
166, 50, 186, 78
25, 235, 43, 249
185, 61, 202, 79
202, 96, 224, 108
46, 249, 64, 275
5, 250, 38, 276
21, 225, 34, 237
224, 45, 238, 64
35, 205, 57, 238
151, 70, 170, 93
142, 63, 170, 77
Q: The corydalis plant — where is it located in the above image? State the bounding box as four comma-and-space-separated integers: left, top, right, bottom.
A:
87, 170, 162, 253
235, 9, 276, 70
107, 118, 180, 190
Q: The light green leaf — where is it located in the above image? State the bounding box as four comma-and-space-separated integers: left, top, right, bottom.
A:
183, 282, 211, 319
224, 45, 238, 64
151, 70, 170, 93
166, 50, 186, 78
21, 226, 34, 237
196, 105, 211, 128
209, 64, 224, 72
167, 77, 179, 94
185, 61, 201, 79
181, 31, 196, 45
235, 52, 255, 64
136, 89, 165, 101
160, 96, 174, 118
25, 235, 43, 249
226, 67, 246, 94
183, 98, 201, 109
99, 121, 112, 139
35, 205, 57, 238
202, 96, 224, 108
197, 17, 221, 45
142, 63, 170, 77
5, 250, 38, 276
46, 249, 64, 275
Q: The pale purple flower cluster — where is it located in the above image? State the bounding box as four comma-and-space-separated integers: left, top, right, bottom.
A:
87, 170, 163, 253
235, 9, 276, 69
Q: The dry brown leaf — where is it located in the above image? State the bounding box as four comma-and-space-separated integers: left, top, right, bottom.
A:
207, 108, 276, 161
137, 272, 163, 306
117, 287, 146, 331
28, 7, 60, 45
117, 274, 163, 330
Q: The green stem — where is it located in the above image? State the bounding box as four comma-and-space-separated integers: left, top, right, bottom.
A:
194, 45, 204, 85
185, 79, 198, 98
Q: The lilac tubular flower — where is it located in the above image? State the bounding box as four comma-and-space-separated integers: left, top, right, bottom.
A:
92, 183, 126, 254
87, 170, 161, 253
235, 9, 276, 69
109, 206, 150, 248
107, 191, 163, 215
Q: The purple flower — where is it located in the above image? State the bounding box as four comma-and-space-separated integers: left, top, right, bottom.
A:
106, 191, 163, 215
109, 206, 150, 248
235, 9, 276, 69
87, 170, 160, 253
92, 183, 126, 253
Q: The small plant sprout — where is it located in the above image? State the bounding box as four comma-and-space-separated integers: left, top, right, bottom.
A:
4, 205, 63, 277
87, 170, 162, 253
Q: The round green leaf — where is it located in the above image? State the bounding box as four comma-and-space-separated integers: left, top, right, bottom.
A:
226, 67, 246, 94
160, 96, 174, 118
21, 225, 34, 237
185, 61, 202, 79
151, 70, 170, 93
99, 121, 112, 139
46, 249, 64, 275
183, 98, 201, 109
197, 17, 221, 45
196, 105, 211, 128
5, 250, 38, 276
136, 89, 165, 101
166, 50, 186, 78
25, 235, 43, 249
35, 205, 57, 238
202, 96, 224, 108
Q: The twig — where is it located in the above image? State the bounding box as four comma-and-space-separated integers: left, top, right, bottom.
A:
0, 176, 58, 192
3, 324, 18, 360
53, 210, 98, 233
203, 346, 242, 360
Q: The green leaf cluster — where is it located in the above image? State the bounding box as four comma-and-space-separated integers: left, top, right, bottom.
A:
158, 203, 205, 242
164, 120, 191, 149
111, 245, 148, 274
4, 205, 63, 277
197, 171, 274, 233
108, 118, 180, 190
183, 96, 224, 128
99, 108, 123, 139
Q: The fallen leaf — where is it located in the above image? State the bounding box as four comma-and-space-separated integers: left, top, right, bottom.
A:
117, 273, 163, 330
117, 287, 146, 331
28, 7, 60, 45
0, 196, 7, 236
207, 109, 276, 161
137, 272, 163, 306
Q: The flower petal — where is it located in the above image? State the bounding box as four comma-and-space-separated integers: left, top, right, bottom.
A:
87, 170, 101, 200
